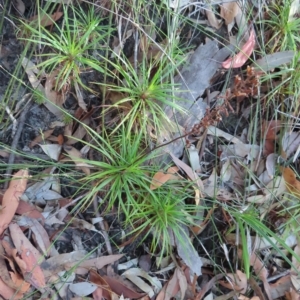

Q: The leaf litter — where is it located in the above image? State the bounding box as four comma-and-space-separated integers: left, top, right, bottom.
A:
1, 0, 300, 299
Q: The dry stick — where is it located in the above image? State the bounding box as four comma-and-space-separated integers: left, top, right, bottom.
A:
4, 99, 33, 190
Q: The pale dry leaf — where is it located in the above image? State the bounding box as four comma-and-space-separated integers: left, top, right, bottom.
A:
220, 1, 240, 25
169, 152, 204, 192
165, 0, 191, 9
188, 145, 201, 171
63, 145, 92, 175
122, 268, 162, 297
206, 9, 222, 29
235, 5, 248, 38
220, 270, 247, 294
65, 119, 89, 145
207, 125, 243, 144
175, 225, 203, 276
247, 176, 286, 203
291, 275, 300, 293
289, 0, 300, 21
39, 143, 62, 161
64, 254, 124, 274
13, 0, 25, 15
157, 269, 179, 300
45, 72, 65, 107
69, 282, 98, 296
282, 131, 300, 158
74, 81, 87, 112
41, 250, 87, 278
220, 159, 232, 182
54, 271, 75, 298
21, 58, 63, 117
250, 252, 272, 300
203, 168, 218, 197
71, 218, 99, 232
292, 245, 300, 271
253, 51, 295, 72
25, 217, 51, 257
0, 170, 28, 235
176, 268, 187, 300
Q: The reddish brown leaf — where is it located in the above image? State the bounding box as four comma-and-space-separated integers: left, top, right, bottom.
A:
103, 275, 146, 299
12, 245, 46, 289
0, 170, 28, 235
0, 277, 23, 300
15, 200, 45, 223
222, 28, 256, 69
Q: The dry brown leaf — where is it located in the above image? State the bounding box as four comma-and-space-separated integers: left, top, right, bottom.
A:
150, 167, 179, 190
261, 120, 281, 155
74, 80, 87, 112
26, 218, 51, 257
103, 275, 146, 299
41, 251, 87, 278
206, 9, 222, 29
157, 268, 180, 300
45, 72, 65, 107
250, 252, 272, 300
29, 11, 63, 27
169, 152, 204, 192
65, 254, 124, 274
63, 145, 91, 175
30, 129, 54, 148
0, 242, 30, 294
65, 118, 89, 145
195, 274, 224, 300
281, 166, 300, 197
90, 269, 113, 300
0, 170, 28, 235
286, 287, 300, 300
219, 270, 247, 294
220, 2, 240, 25
122, 268, 162, 298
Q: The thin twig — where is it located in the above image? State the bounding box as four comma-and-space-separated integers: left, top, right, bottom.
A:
4, 97, 33, 189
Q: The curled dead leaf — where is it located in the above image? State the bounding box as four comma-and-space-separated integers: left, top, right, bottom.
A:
222, 28, 256, 69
